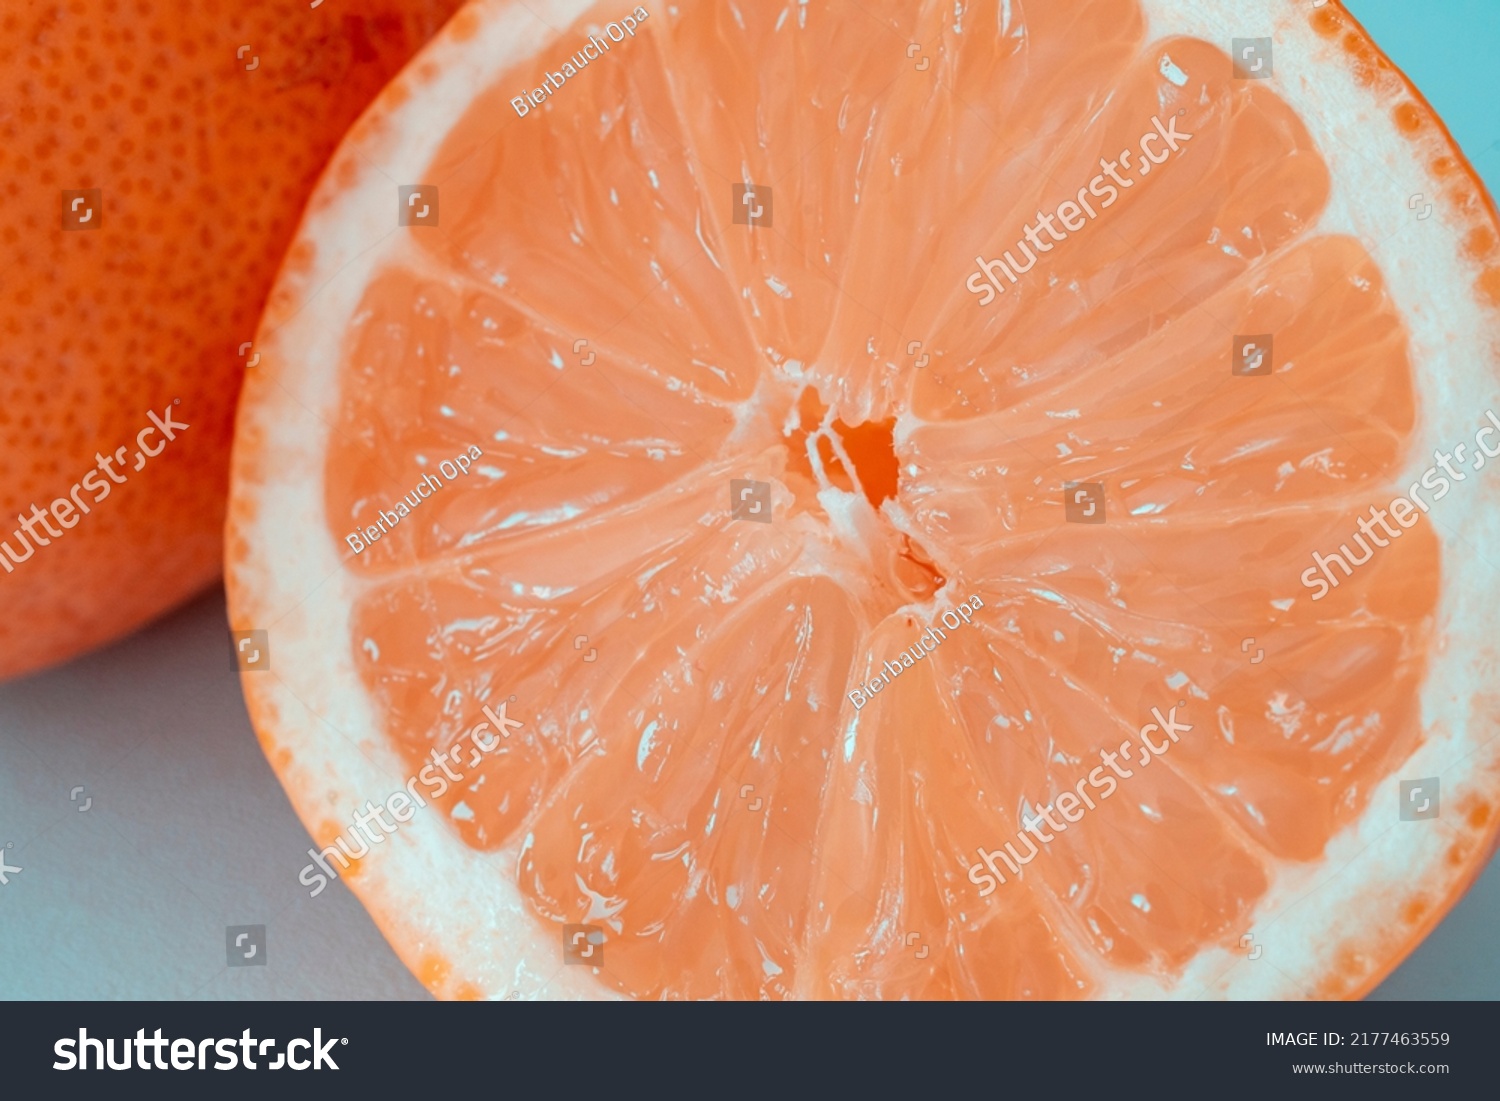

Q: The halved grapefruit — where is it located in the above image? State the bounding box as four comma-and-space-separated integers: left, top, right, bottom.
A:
226, 0, 1500, 999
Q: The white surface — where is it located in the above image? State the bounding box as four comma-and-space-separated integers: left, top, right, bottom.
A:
0, 589, 429, 1000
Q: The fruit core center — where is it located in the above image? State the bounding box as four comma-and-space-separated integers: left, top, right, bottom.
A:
782, 385, 899, 510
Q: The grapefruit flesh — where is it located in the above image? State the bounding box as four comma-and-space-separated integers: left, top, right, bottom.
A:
229, 0, 1500, 999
